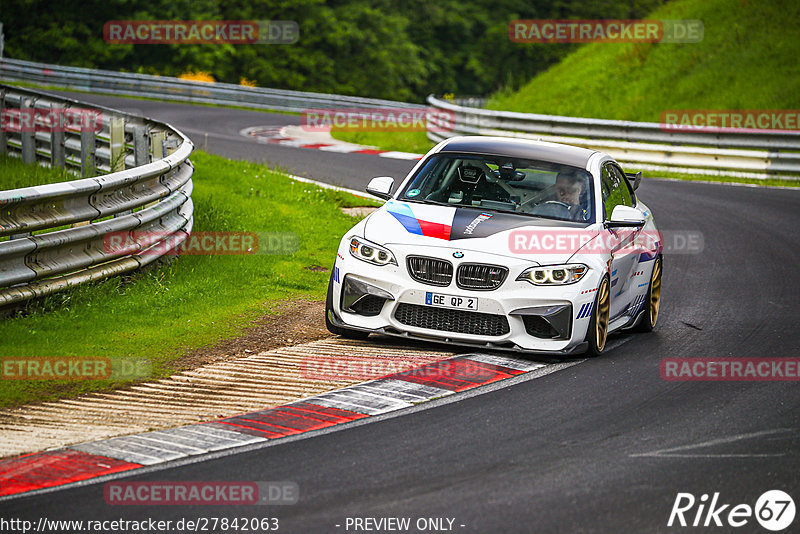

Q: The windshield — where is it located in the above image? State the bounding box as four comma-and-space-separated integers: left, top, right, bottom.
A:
398, 153, 594, 223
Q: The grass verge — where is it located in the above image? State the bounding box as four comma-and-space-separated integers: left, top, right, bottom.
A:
329, 128, 433, 155
0, 151, 379, 408
489, 0, 800, 121
642, 169, 800, 188
0, 154, 76, 188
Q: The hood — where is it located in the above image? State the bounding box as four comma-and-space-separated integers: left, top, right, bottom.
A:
363, 200, 589, 263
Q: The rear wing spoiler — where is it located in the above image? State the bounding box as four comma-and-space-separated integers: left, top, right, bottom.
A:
625, 171, 642, 190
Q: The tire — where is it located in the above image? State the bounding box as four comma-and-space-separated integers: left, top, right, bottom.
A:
325, 273, 370, 340
633, 256, 662, 333
586, 276, 611, 357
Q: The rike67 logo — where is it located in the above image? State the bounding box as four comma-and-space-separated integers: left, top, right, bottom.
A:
668, 490, 795, 531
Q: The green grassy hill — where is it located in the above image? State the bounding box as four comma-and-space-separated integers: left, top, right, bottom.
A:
489, 0, 800, 121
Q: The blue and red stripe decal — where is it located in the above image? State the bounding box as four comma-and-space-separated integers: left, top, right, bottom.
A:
386, 202, 452, 240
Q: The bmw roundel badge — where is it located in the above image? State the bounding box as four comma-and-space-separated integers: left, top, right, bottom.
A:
453, 251, 464, 258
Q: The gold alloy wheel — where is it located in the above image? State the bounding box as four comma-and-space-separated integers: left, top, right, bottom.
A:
595, 278, 610, 352
649, 258, 662, 327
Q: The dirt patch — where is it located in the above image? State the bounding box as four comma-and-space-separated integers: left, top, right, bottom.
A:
341, 206, 378, 217
167, 299, 333, 372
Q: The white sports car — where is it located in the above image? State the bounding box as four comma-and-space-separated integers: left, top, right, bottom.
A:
326, 136, 662, 356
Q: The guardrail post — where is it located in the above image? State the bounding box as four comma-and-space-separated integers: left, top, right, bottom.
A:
50, 103, 65, 168
145, 130, 168, 210
0, 83, 196, 307
0, 89, 6, 155
109, 116, 125, 172
165, 136, 179, 156
81, 125, 96, 178
21, 97, 35, 164
150, 130, 166, 160
133, 125, 149, 165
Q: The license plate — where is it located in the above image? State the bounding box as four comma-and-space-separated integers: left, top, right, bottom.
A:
425, 292, 478, 310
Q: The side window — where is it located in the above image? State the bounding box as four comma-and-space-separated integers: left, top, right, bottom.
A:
601, 164, 622, 219
601, 163, 635, 219
609, 164, 635, 207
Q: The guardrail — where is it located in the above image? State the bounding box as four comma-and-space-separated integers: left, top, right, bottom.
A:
0, 84, 194, 307
3, 57, 797, 179
427, 96, 800, 179
0, 57, 424, 113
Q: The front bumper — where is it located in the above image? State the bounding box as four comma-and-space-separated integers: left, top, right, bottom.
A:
331, 243, 603, 354
327, 307, 588, 355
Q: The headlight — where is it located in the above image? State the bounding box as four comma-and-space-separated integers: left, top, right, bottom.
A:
349, 236, 397, 266
517, 264, 588, 285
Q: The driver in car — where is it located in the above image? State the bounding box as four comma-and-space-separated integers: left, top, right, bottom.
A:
555, 171, 589, 221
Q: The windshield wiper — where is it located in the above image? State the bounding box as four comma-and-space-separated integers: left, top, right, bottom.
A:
484, 207, 564, 222
482, 207, 523, 216
406, 198, 454, 207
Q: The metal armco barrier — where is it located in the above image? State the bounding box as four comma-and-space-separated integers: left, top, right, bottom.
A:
0, 58, 424, 113
426, 96, 800, 179
2, 58, 797, 179
0, 84, 194, 307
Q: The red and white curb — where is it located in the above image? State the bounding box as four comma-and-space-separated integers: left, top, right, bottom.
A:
0, 353, 555, 499
240, 125, 424, 161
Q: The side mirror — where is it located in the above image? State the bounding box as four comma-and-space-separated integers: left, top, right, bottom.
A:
607, 205, 646, 228
624, 171, 642, 190
366, 176, 394, 200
